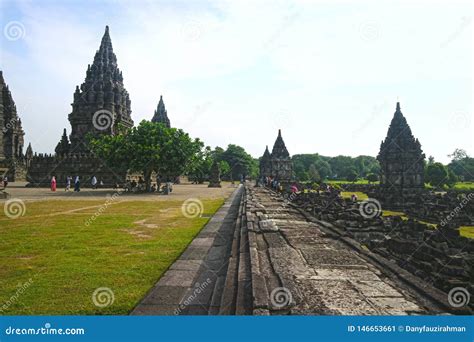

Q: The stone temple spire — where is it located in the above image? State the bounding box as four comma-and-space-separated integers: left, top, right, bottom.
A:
55, 128, 71, 155
271, 129, 290, 158
151, 95, 171, 128
68, 25, 133, 152
377, 102, 425, 207
378, 102, 422, 158
259, 145, 272, 178
0, 70, 25, 160
269, 129, 292, 182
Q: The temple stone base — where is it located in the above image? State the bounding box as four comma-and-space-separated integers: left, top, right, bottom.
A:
0, 158, 28, 182
374, 188, 426, 211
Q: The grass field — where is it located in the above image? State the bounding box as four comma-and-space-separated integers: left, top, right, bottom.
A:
0, 198, 224, 315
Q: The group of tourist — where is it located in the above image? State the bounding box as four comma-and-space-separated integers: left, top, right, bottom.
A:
49, 175, 102, 192
47, 174, 177, 194
123, 176, 174, 194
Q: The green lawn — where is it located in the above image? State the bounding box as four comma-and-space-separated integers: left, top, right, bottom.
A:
0, 198, 224, 315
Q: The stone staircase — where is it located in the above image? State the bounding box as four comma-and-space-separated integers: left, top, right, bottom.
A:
218, 188, 252, 314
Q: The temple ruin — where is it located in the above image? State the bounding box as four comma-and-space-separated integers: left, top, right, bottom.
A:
0, 71, 28, 181
27, 26, 134, 186
377, 102, 425, 208
259, 130, 293, 182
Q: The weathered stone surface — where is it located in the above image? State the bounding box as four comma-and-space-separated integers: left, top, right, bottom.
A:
141, 286, 189, 305
158, 270, 197, 287
245, 186, 449, 315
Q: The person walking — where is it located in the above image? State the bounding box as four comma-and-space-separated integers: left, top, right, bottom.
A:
3, 176, 8, 189
91, 175, 97, 189
50, 176, 57, 192
74, 176, 81, 192
65, 176, 72, 191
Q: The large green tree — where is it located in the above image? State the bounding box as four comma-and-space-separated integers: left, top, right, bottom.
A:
220, 144, 258, 181
425, 162, 449, 188
448, 149, 474, 182
90, 121, 203, 191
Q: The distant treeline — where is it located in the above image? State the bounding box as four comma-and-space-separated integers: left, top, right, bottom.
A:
292, 154, 380, 182
293, 148, 474, 186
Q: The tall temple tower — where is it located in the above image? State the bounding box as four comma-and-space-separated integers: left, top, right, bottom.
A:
270, 129, 293, 182
27, 26, 132, 187
151, 95, 171, 128
0, 71, 27, 181
377, 102, 425, 207
0, 71, 25, 160
259, 145, 271, 178
68, 26, 133, 152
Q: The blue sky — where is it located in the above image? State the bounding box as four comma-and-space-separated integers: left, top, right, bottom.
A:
0, 0, 472, 163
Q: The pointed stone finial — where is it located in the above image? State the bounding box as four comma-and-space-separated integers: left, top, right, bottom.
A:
396, 102, 401, 112
151, 95, 171, 128
278, 129, 282, 137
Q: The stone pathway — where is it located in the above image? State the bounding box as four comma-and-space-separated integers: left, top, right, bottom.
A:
246, 187, 444, 315
132, 185, 447, 315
